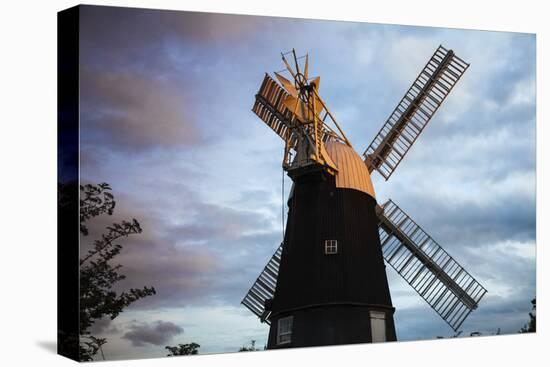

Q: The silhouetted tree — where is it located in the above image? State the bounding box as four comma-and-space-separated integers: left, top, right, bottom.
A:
165, 343, 200, 356
239, 339, 267, 351
436, 329, 500, 339
520, 298, 536, 333
79, 183, 156, 361
436, 330, 463, 339
239, 339, 261, 352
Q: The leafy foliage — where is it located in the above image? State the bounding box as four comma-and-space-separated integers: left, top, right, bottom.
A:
520, 298, 536, 333
238, 339, 264, 352
79, 183, 156, 361
436, 329, 501, 339
80, 335, 107, 361
165, 343, 201, 356
80, 183, 115, 235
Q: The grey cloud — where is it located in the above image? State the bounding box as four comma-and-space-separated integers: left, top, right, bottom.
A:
80, 192, 220, 309
163, 203, 275, 243
80, 5, 264, 44
79, 5, 265, 71
80, 183, 281, 310
89, 316, 120, 336
80, 68, 205, 152
122, 320, 183, 346
387, 193, 535, 250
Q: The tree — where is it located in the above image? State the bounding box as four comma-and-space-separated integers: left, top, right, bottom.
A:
520, 298, 536, 333
436, 329, 500, 339
436, 330, 462, 339
238, 339, 264, 352
79, 183, 156, 361
165, 343, 201, 356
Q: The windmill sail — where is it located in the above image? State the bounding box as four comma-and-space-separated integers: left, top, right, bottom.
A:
241, 244, 283, 324
376, 199, 487, 331
252, 74, 299, 149
364, 45, 469, 180
252, 74, 333, 150
252, 70, 345, 173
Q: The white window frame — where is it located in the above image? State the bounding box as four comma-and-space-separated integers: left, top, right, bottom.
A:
324, 239, 338, 255
370, 310, 387, 343
277, 316, 293, 345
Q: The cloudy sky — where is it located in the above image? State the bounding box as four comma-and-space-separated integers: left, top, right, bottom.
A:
77, 5, 536, 360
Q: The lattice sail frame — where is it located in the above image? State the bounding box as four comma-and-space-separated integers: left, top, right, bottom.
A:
364, 45, 470, 180
241, 244, 283, 325
376, 200, 487, 331
252, 74, 300, 150
252, 52, 350, 173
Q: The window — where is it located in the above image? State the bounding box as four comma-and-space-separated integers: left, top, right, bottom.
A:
370, 311, 386, 343
277, 316, 293, 345
324, 239, 338, 254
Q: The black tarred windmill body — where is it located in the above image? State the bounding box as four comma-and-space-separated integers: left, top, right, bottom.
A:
242, 46, 487, 348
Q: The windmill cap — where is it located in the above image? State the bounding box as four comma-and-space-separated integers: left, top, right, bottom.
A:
325, 141, 376, 198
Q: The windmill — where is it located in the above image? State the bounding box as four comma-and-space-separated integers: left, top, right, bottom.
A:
242, 46, 487, 348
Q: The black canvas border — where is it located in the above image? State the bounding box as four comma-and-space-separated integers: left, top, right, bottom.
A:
57, 5, 80, 361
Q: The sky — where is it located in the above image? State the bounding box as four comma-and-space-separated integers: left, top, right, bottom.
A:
77, 5, 536, 360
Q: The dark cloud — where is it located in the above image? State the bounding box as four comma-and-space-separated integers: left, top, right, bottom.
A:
386, 192, 535, 250
79, 5, 265, 71
89, 317, 121, 336
122, 320, 183, 346
394, 292, 535, 341
78, 6, 277, 153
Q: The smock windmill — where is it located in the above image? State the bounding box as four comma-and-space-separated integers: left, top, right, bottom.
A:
242, 46, 486, 348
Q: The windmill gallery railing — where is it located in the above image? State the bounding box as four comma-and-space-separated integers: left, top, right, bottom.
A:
376, 200, 487, 331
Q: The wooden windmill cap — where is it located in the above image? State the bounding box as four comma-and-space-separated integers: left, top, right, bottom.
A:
325, 141, 376, 198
